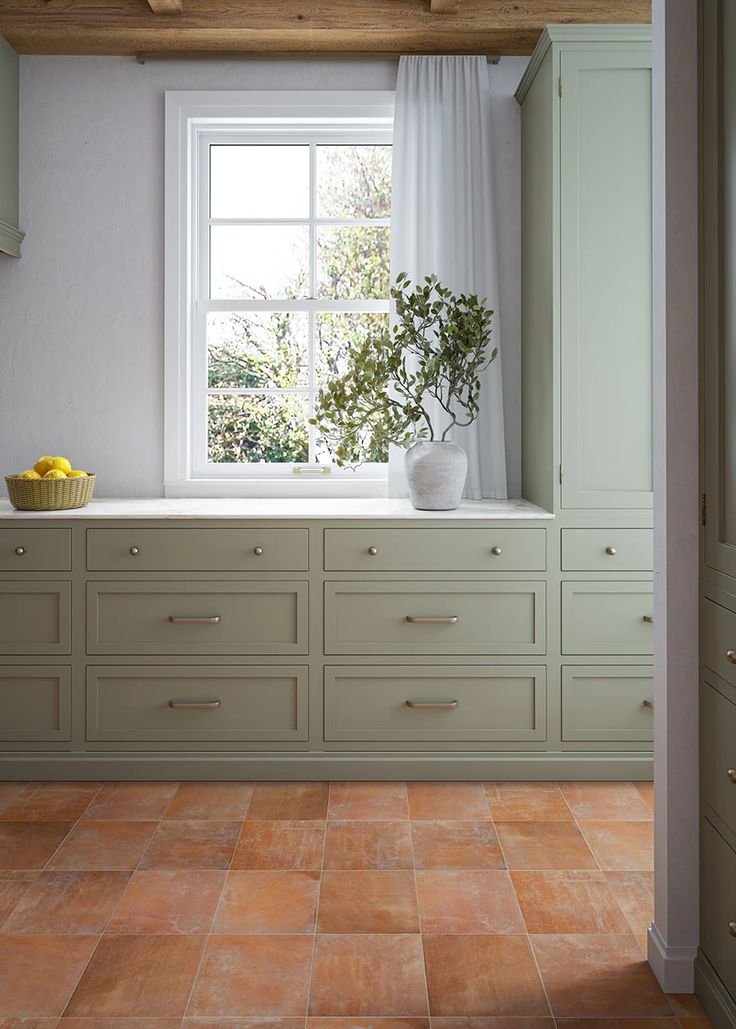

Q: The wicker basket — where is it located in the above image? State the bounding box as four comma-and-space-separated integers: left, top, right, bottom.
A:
5, 473, 96, 511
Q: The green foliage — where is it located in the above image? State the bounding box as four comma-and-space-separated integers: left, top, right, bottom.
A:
208, 394, 308, 464
310, 274, 496, 468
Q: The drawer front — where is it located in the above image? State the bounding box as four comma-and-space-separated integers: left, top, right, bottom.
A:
324, 528, 547, 572
703, 598, 736, 689
325, 581, 546, 655
701, 681, 736, 835
87, 581, 308, 655
562, 665, 653, 742
87, 665, 308, 742
0, 666, 71, 742
701, 817, 736, 999
87, 528, 308, 572
0, 528, 71, 572
561, 528, 652, 571
0, 582, 70, 655
324, 665, 546, 742
562, 582, 653, 655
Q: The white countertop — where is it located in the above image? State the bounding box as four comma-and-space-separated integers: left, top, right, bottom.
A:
0, 497, 553, 520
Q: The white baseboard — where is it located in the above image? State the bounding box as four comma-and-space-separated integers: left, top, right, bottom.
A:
648, 922, 698, 992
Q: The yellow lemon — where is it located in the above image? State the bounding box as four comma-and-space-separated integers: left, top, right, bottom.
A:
43, 468, 67, 479
67, 470, 88, 478
34, 455, 55, 476
18, 470, 41, 479
49, 457, 72, 475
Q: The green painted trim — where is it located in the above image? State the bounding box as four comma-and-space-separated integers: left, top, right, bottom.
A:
0, 218, 23, 258
695, 951, 736, 1029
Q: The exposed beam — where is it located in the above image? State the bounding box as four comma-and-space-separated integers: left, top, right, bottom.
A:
430, 0, 460, 13
147, 0, 183, 12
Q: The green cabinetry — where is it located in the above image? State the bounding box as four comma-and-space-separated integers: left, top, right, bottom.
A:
0, 35, 23, 258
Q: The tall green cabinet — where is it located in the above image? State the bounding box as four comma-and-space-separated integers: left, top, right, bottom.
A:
0, 35, 22, 258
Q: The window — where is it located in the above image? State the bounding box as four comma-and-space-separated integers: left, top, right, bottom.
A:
165, 92, 394, 497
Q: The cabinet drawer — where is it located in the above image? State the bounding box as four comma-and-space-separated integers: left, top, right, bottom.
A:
0, 666, 71, 742
703, 599, 736, 689
86, 665, 308, 742
0, 582, 70, 655
0, 528, 71, 571
86, 528, 308, 572
324, 665, 546, 742
701, 681, 736, 835
87, 581, 307, 655
324, 581, 545, 655
562, 665, 653, 742
561, 528, 652, 571
562, 582, 653, 655
324, 528, 546, 572
701, 818, 736, 1000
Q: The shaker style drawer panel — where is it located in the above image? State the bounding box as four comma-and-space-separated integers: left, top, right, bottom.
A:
561, 582, 653, 655
324, 528, 547, 572
702, 599, 736, 689
86, 665, 308, 742
87, 581, 307, 655
700, 817, 736, 1000
86, 527, 308, 572
562, 665, 653, 742
0, 582, 70, 655
0, 528, 71, 572
0, 666, 71, 742
324, 665, 546, 742
324, 581, 545, 655
561, 528, 652, 571
701, 681, 736, 836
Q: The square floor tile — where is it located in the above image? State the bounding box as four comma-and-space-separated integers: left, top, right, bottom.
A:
0, 822, 74, 870
554, 1021, 678, 1029
578, 822, 654, 871
328, 783, 409, 821
212, 870, 319, 933
511, 870, 631, 934
46, 821, 158, 871
309, 934, 428, 1016
559, 784, 652, 822
317, 870, 419, 933
183, 1021, 304, 1029
431, 1021, 555, 1029
0, 934, 99, 1016
246, 783, 329, 821
325, 821, 413, 870
0, 784, 101, 823
139, 821, 240, 870
422, 934, 549, 1016
416, 870, 523, 934
83, 783, 178, 821
0, 783, 31, 814
530, 935, 671, 1017
407, 783, 489, 820
188, 935, 313, 1016
634, 781, 654, 812
107, 870, 226, 934
65, 934, 205, 1017
61, 1020, 183, 1029
231, 821, 325, 870
604, 871, 654, 935
0, 876, 32, 924
164, 782, 254, 821
1, 871, 130, 934
484, 783, 573, 821
494, 821, 597, 870
411, 821, 505, 870
308, 1020, 429, 1029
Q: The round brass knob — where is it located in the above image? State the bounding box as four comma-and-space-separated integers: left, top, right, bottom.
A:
605, 546, 617, 556
254, 547, 263, 556
728, 769, 736, 784
368, 546, 378, 556
727, 650, 736, 665
129, 546, 140, 556
491, 546, 502, 556
14, 546, 25, 556
729, 921, 736, 938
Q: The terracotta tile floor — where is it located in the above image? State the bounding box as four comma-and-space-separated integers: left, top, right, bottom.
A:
0, 779, 711, 1026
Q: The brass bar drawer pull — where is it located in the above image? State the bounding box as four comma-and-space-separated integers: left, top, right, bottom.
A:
168, 699, 222, 710
727, 769, 736, 784
642, 699, 654, 709
406, 699, 459, 710
643, 615, 653, 624
727, 650, 736, 664
168, 615, 221, 625
406, 615, 459, 625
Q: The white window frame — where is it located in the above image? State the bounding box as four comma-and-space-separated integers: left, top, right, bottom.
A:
165, 90, 395, 498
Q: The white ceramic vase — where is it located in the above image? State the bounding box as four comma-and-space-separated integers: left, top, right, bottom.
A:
404, 440, 468, 510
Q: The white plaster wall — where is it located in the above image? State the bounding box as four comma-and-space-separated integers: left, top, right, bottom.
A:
0, 55, 526, 497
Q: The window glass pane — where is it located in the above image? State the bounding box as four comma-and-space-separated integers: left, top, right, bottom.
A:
315, 311, 389, 386
210, 225, 309, 299
316, 145, 391, 219
207, 312, 309, 389
210, 145, 309, 219
316, 225, 390, 299
207, 393, 309, 464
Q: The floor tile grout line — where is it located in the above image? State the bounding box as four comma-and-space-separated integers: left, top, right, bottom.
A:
407, 783, 432, 1018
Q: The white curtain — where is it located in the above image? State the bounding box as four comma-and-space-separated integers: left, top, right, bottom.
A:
389, 55, 507, 500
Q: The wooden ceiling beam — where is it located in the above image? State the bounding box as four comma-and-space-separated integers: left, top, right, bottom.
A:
147, 0, 183, 13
